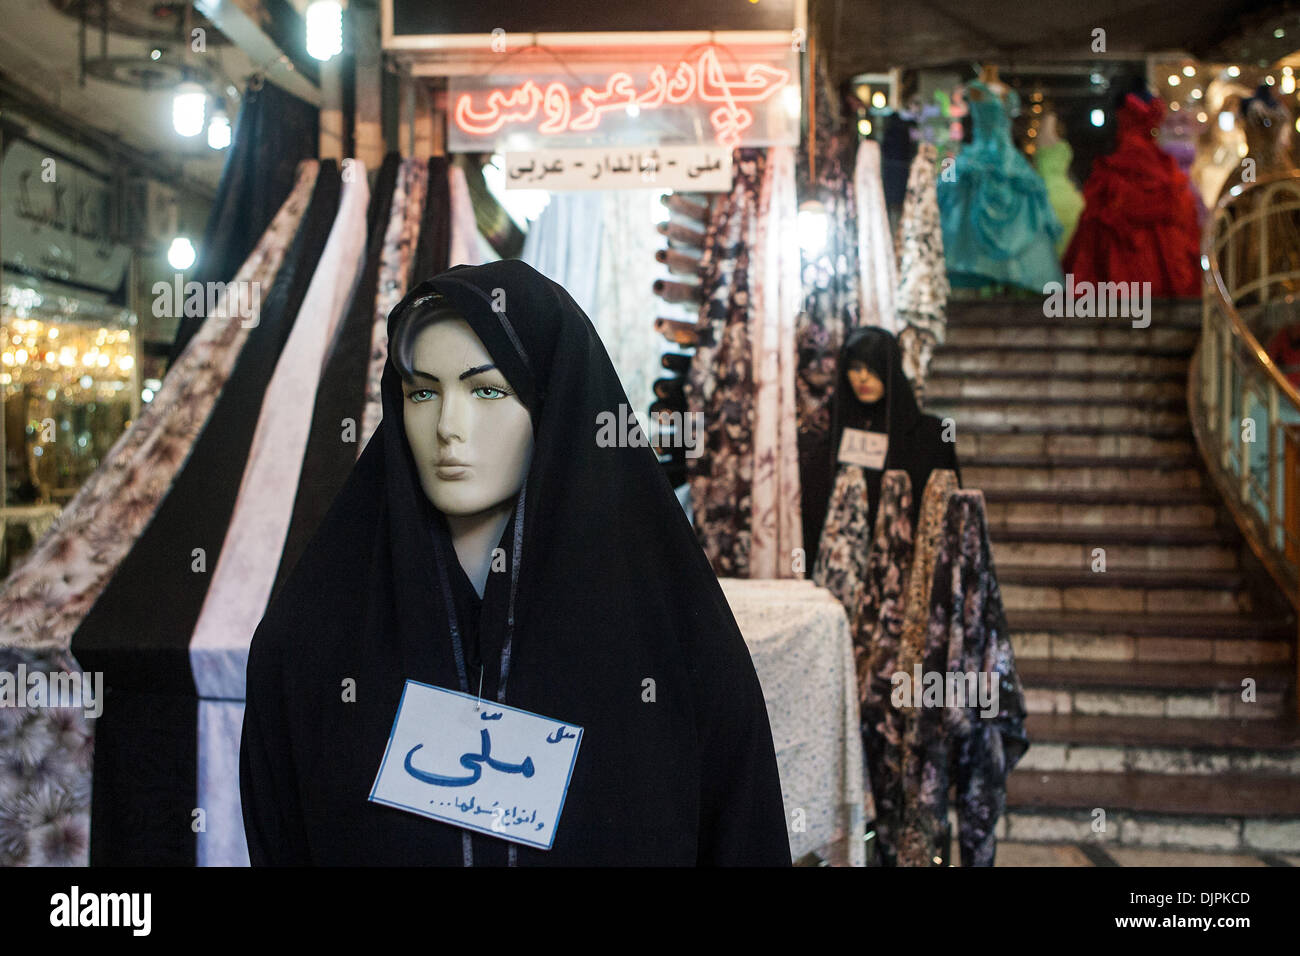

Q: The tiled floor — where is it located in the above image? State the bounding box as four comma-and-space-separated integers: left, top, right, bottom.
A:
994, 841, 1295, 866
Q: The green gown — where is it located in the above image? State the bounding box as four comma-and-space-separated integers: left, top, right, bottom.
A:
1033, 140, 1084, 256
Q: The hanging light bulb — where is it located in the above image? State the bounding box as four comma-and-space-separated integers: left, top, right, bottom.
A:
173, 82, 207, 137
1168, 75, 1181, 86
871, 90, 886, 109
1227, 65, 1241, 77
168, 237, 197, 270
797, 200, 829, 257
208, 109, 231, 149
1183, 64, 1196, 77
1283, 72, 1297, 95
1090, 108, 1105, 127
306, 1, 344, 61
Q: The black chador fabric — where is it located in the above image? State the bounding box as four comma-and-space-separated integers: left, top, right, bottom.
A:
411, 156, 450, 280
71, 161, 341, 866
273, 152, 400, 602
241, 259, 792, 866
829, 326, 959, 532
169, 80, 320, 365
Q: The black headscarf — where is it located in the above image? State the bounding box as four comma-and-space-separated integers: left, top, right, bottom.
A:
240, 259, 790, 866
829, 326, 957, 531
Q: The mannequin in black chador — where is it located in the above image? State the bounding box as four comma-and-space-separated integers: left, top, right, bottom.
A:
240, 260, 791, 866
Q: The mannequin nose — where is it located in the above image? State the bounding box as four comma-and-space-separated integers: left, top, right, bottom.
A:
437, 390, 469, 444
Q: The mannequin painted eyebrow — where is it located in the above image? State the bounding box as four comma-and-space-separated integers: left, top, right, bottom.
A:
408, 363, 499, 382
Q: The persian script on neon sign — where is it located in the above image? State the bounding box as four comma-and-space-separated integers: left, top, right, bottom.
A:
453, 49, 793, 150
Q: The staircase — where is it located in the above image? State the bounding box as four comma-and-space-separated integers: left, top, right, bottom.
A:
926, 296, 1300, 855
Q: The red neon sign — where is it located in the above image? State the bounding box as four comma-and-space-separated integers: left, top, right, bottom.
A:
453, 49, 791, 149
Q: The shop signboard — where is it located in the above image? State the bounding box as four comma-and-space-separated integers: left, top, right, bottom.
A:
502, 145, 733, 191
1, 138, 131, 295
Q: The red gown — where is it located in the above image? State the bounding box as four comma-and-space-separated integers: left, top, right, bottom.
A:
1064, 94, 1202, 297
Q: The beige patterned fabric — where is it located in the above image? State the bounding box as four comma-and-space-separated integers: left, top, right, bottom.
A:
0, 161, 320, 652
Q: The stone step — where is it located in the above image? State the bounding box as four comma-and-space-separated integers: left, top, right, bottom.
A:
946, 296, 1203, 329
1002, 770, 1300, 851
927, 372, 1186, 403
1018, 660, 1290, 720
997, 567, 1251, 615
1008, 610, 1294, 665
965, 457, 1205, 493
957, 430, 1192, 461
931, 349, 1188, 377
937, 402, 1188, 432
983, 489, 1219, 529
944, 325, 1198, 352
990, 526, 1238, 570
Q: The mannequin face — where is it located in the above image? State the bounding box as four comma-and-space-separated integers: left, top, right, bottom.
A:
846, 361, 885, 404
400, 318, 534, 518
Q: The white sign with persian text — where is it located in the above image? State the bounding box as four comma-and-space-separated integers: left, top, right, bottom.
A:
503, 146, 733, 192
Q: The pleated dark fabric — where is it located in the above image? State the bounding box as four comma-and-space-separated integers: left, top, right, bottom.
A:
71, 161, 341, 866
169, 80, 320, 364
411, 156, 450, 281
240, 260, 791, 866
454, 154, 525, 259
273, 153, 400, 601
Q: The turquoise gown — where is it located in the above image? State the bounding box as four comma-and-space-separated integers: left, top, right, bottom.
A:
938, 80, 1064, 292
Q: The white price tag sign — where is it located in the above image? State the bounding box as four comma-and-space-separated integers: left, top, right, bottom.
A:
837, 428, 889, 470
369, 680, 583, 851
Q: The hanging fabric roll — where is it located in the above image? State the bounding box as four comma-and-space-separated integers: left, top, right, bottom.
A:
855, 140, 901, 333
412, 156, 451, 282
857, 469, 914, 868
187, 163, 371, 867
917, 490, 1029, 866
596, 190, 663, 413
750, 145, 804, 579
70, 161, 342, 867
895, 143, 950, 405
453, 153, 525, 260
362, 158, 428, 450
686, 149, 766, 578
520, 191, 604, 319
168, 82, 320, 365
0, 161, 320, 655
895, 468, 959, 867
275, 154, 401, 596
812, 465, 873, 636
448, 163, 499, 266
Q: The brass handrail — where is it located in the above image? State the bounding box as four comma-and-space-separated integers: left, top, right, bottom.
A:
1190, 169, 1300, 611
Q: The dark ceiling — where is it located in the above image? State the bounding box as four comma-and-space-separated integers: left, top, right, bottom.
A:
816, 0, 1300, 81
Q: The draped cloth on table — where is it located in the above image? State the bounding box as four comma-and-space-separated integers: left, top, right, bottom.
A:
894, 143, 950, 403
912, 490, 1028, 867
169, 81, 320, 364
0, 161, 320, 656
855, 140, 901, 333
275, 154, 401, 597
240, 259, 790, 865
361, 158, 429, 450
895, 469, 958, 867
750, 146, 804, 578
70, 162, 342, 866
857, 470, 914, 868
685, 150, 766, 577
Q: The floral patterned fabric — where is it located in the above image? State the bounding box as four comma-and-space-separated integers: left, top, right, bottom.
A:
750, 146, 804, 578
895, 469, 959, 866
905, 490, 1029, 866
894, 144, 950, 403
361, 157, 427, 451
0, 161, 320, 653
857, 470, 914, 867
686, 149, 766, 577
0, 647, 93, 866
812, 465, 873, 636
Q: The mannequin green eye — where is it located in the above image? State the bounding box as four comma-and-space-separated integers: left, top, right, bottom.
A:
473, 385, 511, 399
407, 388, 436, 403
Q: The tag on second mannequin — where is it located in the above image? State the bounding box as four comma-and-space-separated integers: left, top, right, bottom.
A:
369, 680, 583, 850
838, 428, 889, 470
